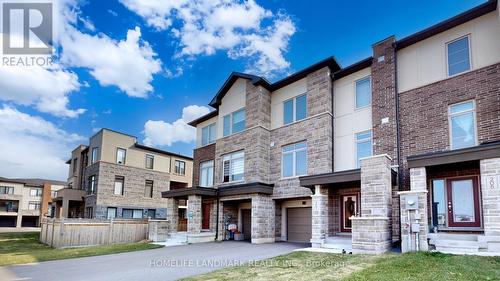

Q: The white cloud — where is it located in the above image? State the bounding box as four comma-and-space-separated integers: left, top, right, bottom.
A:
120, 0, 296, 76
60, 26, 162, 98
0, 105, 85, 180
143, 105, 210, 147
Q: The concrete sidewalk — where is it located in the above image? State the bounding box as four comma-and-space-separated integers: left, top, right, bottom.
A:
3, 241, 306, 281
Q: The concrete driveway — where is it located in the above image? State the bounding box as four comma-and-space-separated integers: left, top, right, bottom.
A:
3, 241, 305, 281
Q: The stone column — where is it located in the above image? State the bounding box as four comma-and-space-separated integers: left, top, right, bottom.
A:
480, 158, 500, 237
166, 198, 178, 232
16, 215, 22, 228
311, 185, 329, 248
61, 198, 69, 218
217, 200, 225, 241
251, 195, 275, 244
187, 195, 202, 234
399, 167, 429, 253
352, 154, 393, 254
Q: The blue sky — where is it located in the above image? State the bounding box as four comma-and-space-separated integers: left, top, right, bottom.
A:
0, 0, 485, 180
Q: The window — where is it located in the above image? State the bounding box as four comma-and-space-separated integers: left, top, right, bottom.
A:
116, 148, 126, 164
86, 207, 93, 219
145, 180, 154, 198
107, 207, 117, 219
175, 160, 186, 175
147, 209, 156, 219
223, 109, 245, 136
72, 158, 78, 173
28, 202, 40, 210
432, 179, 446, 228
51, 190, 57, 198
201, 123, 217, 146
91, 147, 99, 164
355, 77, 371, 109
0, 186, 14, 194
282, 142, 307, 178
88, 175, 96, 195
114, 176, 124, 195
30, 188, 42, 197
447, 36, 471, 76
284, 94, 307, 125
123, 209, 143, 219
145, 154, 154, 169
222, 151, 244, 183
200, 161, 214, 187
356, 130, 373, 168
449, 101, 476, 149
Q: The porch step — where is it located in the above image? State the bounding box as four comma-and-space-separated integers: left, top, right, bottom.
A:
164, 232, 188, 246
321, 236, 352, 253
431, 236, 481, 254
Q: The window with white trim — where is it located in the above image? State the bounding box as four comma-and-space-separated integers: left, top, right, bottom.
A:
283, 94, 307, 125
30, 188, 42, 197
91, 147, 99, 164
114, 176, 124, 195
222, 151, 244, 183
223, 109, 245, 137
200, 160, 214, 187
28, 202, 40, 210
201, 123, 216, 146
107, 207, 117, 219
145, 154, 154, 169
116, 148, 126, 164
282, 142, 307, 178
355, 77, 371, 109
449, 100, 477, 149
447, 36, 471, 76
88, 175, 96, 195
356, 130, 373, 168
175, 160, 186, 175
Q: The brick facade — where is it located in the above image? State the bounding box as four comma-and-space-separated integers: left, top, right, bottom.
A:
192, 144, 216, 187
399, 62, 500, 189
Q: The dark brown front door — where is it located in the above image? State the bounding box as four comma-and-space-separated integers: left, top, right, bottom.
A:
202, 203, 210, 230
447, 177, 481, 227
340, 194, 359, 232
242, 209, 251, 241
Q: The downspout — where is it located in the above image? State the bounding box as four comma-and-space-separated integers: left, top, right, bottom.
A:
215, 190, 220, 241
393, 43, 403, 191
330, 72, 335, 172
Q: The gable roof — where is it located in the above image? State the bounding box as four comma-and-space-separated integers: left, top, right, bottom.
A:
395, 0, 497, 50
207, 57, 341, 110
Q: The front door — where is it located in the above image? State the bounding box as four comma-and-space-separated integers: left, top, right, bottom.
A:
447, 177, 481, 227
242, 209, 251, 241
340, 194, 359, 232
202, 203, 210, 230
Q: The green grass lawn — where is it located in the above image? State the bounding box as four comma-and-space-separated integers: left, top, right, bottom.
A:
0, 232, 163, 266
184, 251, 500, 281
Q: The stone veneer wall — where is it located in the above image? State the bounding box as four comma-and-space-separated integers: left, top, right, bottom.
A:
251, 195, 275, 243
192, 144, 216, 187
84, 161, 170, 219
351, 155, 393, 254
480, 158, 500, 236
187, 195, 202, 234
311, 186, 329, 247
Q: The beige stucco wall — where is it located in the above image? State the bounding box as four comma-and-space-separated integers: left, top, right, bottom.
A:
397, 11, 500, 93
333, 67, 372, 172
20, 185, 42, 211
169, 156, 193, 186
270, 78, 308, 130
217, 78, 246, 137
195, 115, 218, 148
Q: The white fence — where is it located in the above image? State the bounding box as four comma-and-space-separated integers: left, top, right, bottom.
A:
40, 218, 149, 248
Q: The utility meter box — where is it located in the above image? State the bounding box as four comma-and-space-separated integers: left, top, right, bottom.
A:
404, 195, 419, 210
411, 223, 420, 233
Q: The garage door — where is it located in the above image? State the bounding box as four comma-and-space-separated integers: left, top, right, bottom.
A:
0, 216, 17, 227
287, 207, 312, 243
21, 216, 39, 227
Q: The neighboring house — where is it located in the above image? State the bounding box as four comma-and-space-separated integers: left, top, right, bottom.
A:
0, 177, 66, 227
56, 128, 193, 220
162, 0, 500, 254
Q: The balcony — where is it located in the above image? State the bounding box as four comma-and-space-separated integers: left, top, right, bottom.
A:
0, 200, 19, 215
53, 188, 86, 202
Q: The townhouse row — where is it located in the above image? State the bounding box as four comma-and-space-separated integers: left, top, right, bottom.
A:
55, 128, 193, 223
0, 177, 65, 227
162, 0, 500, 254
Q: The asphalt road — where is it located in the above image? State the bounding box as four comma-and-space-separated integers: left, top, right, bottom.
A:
3, 241, 305, 281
